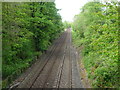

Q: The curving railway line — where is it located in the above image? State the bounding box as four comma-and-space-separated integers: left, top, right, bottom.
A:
11, 29, 83, 89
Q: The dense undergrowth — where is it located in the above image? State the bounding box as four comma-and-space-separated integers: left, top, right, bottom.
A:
2, 2, 63, 87
72, 1, 119, 88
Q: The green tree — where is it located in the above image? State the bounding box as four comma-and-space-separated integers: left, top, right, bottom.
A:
72, 1, 119, 88
2, 2, 63, 88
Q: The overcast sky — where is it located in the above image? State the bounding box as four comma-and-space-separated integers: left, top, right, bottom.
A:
55, 0, 91, 22
55, 0, 119, 22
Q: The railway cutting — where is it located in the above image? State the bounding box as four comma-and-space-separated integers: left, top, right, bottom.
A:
12, 29, 83, 89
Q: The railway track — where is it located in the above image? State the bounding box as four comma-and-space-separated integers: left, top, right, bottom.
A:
11, 29, 83, 89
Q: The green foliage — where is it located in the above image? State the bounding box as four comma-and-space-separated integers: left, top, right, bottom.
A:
2, 2, 63, 87
72, 1, 119, 88
63, 21, 71, 29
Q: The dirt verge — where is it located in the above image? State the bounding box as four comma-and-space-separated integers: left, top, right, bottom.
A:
74, 46, 91, 88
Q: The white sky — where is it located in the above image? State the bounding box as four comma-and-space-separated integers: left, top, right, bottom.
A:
55, 0, 91, 22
